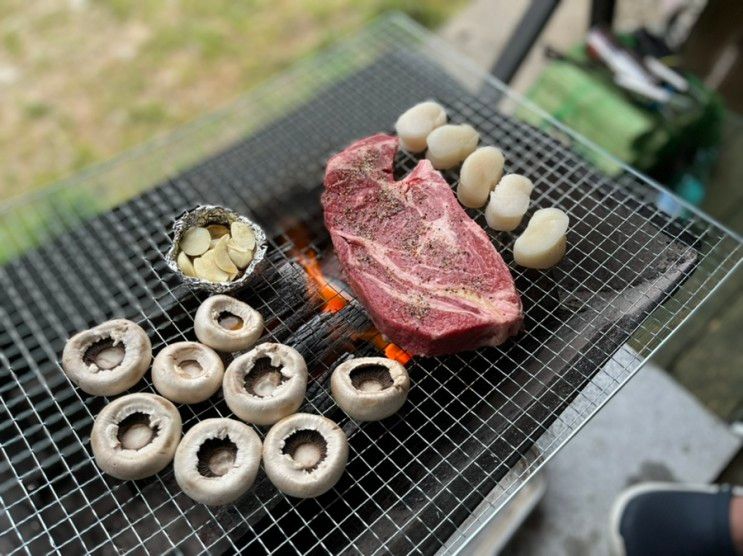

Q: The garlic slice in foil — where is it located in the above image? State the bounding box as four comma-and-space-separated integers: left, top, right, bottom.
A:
207, 224, 230, 239
177, 251, 197, 277
180, 227, 211, 256
194, 250, 230, 282
213, 236, 238, 275
227, 240, 253, 269
231, 222, 256, 251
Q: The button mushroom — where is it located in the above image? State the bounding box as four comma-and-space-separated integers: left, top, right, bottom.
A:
263, 413, 348, 499
174, 418, 262, 506
330, 357, 411, 421
62, 319, 152, 396
194, 295, 264, 352
152, 342, 224, 404
223, 343, 308, 426
90, 393, 182, 480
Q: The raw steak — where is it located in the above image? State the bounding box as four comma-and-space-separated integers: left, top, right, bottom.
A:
322, 134, 522, 356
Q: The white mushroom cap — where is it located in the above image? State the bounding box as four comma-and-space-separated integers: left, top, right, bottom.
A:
330, 357, 411, 421
174, 418, 262, 506
62, 319, 152, 396
194, 295, 263, 353
223, 343, 308, 426
263, 413, 348, 499
152, 342, 224, 404
90, 393, 182, 480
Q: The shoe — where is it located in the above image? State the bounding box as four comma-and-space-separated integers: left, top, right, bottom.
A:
609, 482, 740, 556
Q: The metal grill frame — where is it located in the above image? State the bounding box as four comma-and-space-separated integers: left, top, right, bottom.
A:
1, 13, 741, 555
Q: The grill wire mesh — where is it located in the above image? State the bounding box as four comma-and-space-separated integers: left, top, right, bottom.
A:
1, 14, 741, 555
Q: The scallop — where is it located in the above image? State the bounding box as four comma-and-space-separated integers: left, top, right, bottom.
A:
485, 174, 535, 231
394, 101, 447, 153
513, 208, 569, 269
425, 124, 479, 169
457, 146, 505, 208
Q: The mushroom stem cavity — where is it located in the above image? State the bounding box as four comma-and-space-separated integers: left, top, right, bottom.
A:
152, 342, 224, 404
117, 412, 157, 450
83, 338, 126, 370
223, 343, 308, 426
196, 436, 238, 478
331, 357, 411, 422
244, 356, 288, 397
174, 418, 262, 505
194, 295, 263, 352
349, 364, 394, 392
91, 393, 182, 480
217, 311, 244, 331
283, 430, 327, 471
176, 359, 202, 377
62, 319, 152, 396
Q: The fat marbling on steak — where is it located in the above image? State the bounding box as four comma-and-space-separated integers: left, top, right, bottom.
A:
322, 134, 522, 356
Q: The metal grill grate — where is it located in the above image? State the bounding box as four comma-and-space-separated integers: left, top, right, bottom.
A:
1, 14, 741, 555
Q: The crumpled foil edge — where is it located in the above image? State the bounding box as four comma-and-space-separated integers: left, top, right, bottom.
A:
164, 204, 268, 293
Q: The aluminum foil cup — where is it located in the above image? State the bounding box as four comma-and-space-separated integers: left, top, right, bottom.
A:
165, 205, 267, 293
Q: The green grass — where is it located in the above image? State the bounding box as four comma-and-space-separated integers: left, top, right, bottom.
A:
0, 188, 102, 263
3, 30, 21, 55
0, 3, 466, 263
0, 1, 465, 202
23, 101, 52, 120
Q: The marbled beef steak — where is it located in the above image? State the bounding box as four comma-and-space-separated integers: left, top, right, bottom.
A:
322, 134, 522, 356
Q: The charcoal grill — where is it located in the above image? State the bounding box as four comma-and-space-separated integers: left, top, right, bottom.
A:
1, 13, 741, 555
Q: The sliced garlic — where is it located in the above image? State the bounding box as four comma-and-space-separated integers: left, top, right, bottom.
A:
457, 146, 505, 208
194, 250, 231, 282
513, 208, 569, 269
180, 227, 211, 256
485, 174, 534, 231
395, 101, 447, 153
213, 236, 239, 275
177, 251, 197, 277
207, 224, 230, 239
231, 222, 256, 251
425, 124, 479, 170
227, 241, 253, 269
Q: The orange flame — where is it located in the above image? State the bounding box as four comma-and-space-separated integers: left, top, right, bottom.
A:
292, 240, 412, 365
353, 330, 413, 366
295, 250, 348, 313
384, 343, 412, 365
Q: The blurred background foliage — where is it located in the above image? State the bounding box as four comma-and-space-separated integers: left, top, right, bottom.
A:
0, 0, 466, 201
